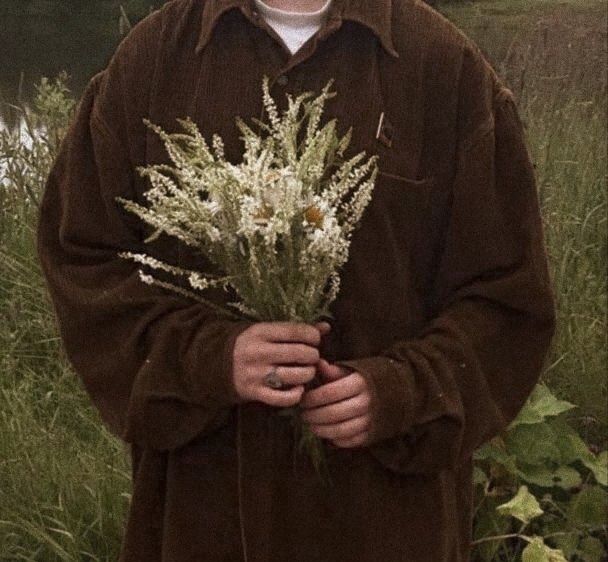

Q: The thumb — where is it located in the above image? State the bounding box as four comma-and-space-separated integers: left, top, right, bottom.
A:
317, 358, 347, 381
314, 321, 331, 336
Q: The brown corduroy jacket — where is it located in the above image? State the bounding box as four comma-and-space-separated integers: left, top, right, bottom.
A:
37, 0, 557, 560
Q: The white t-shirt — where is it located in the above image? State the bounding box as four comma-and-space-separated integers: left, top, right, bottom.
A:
252, 0, 333, 54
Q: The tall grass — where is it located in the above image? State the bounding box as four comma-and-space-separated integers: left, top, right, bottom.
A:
0, 1, 605, 559
443, 0, 607, 449
0, 74, 130, 561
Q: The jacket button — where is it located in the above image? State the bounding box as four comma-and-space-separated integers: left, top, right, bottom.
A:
276, 74, 288, 86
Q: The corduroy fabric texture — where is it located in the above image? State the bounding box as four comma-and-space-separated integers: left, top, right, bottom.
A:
36, 0, 557, 560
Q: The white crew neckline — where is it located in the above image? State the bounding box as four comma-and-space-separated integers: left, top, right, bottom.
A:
253, 0, 332, 27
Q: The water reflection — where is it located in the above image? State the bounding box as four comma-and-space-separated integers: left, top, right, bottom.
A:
0, 1, 164, 130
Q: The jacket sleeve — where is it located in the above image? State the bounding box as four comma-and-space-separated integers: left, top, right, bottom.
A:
36, 25, 253, 453
336, 78, 557, 475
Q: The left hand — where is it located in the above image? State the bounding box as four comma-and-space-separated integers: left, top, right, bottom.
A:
300, 358, 372, 448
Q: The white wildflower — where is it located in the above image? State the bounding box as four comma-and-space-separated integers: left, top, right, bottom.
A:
118, 73, 378, 339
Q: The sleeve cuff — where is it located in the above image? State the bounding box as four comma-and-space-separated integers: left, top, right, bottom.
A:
334, 355, 418, 446
187, 317, 256, 407
134, 318, 254, 451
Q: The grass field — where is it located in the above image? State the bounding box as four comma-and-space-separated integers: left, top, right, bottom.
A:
444, 0, 607, 449
0, 0, 606, 559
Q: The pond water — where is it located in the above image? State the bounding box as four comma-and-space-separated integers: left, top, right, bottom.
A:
0, 1, 164, 130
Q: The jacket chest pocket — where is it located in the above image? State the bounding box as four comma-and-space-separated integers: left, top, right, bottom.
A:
370, 170, 447, 284
334, 168, 448, 338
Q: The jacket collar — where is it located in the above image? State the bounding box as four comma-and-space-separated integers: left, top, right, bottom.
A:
195, 0, 398, 58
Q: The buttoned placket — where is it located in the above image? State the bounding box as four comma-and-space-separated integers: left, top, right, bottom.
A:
241, 4, 344, 119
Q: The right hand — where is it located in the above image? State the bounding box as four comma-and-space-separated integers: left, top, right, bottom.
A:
232, 321, 331, 407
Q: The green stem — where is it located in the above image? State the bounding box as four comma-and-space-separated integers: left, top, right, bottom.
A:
471, 533, 528, 547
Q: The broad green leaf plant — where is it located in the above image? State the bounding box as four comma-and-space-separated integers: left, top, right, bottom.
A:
472, 384, 607, 561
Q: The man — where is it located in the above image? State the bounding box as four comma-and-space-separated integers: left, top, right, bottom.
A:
37, 0, 557, 560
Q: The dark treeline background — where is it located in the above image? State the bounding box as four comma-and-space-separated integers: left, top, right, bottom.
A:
0, 1, 165, 126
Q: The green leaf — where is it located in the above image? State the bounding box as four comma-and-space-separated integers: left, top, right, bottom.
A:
522, 539, 547, 562
551, 466, 583, 490
510, 384, 576, 429
551, 533, 580, 559
567, 486, 608, 527
522, 537, 568, 562
577, 536, 606, 562
496, 485, 544, 524
584, 450, 607, 487
475, 441, 519, 475
552, 419, 595, 465
473, 466, 488, 487
517, 463, 582, 490
529, 384, 576, 418
473, 500, 512, 562
550, 419, 607, 485
511, 402, 546, 426
506, 423, 561, 465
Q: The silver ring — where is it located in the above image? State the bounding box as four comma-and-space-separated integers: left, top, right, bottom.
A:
263, 366, 284, 389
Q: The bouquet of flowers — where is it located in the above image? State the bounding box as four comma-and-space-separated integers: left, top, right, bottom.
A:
116, 76, 378, 479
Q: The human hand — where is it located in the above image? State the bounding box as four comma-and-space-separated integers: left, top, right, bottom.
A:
232, 321, 331, 407
299, 359, 372, 448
